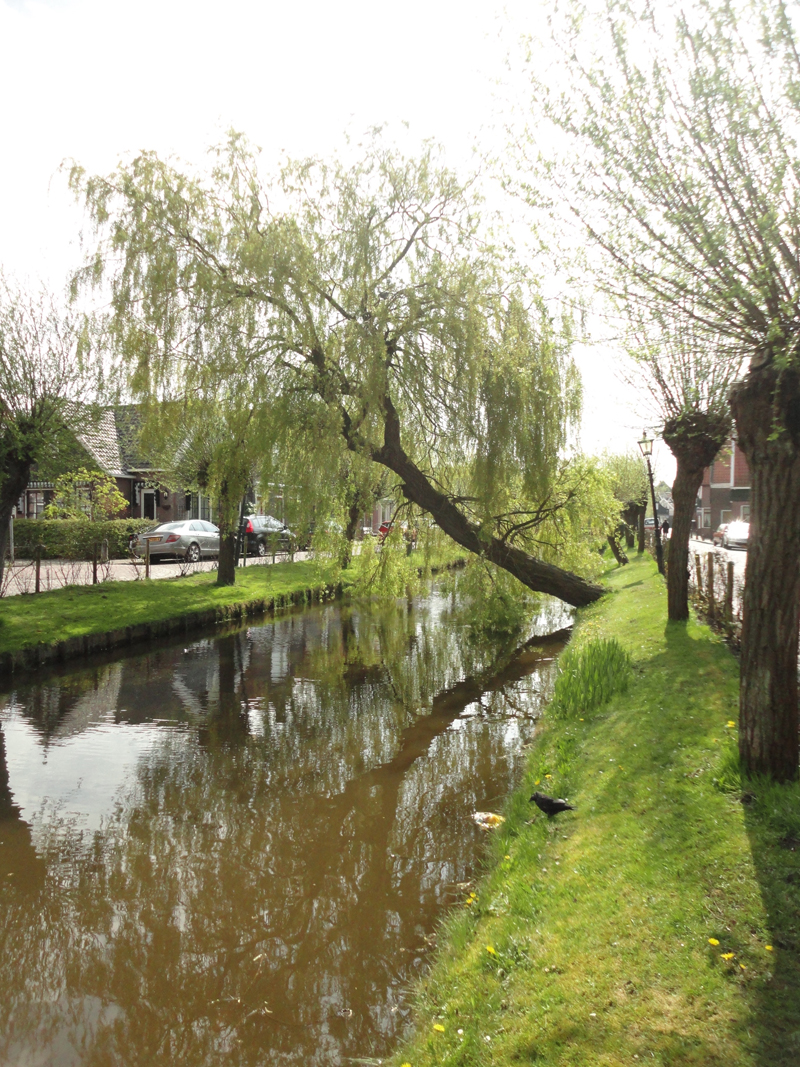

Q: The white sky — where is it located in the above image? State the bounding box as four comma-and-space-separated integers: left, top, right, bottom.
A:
0, 0, 675, 481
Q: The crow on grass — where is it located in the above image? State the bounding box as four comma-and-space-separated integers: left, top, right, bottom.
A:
530, 791, 575, 817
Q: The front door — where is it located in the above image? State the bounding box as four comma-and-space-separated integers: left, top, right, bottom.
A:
142, 490, 156, 520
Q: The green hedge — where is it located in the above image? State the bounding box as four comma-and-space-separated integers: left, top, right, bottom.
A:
11, 519, 157, 561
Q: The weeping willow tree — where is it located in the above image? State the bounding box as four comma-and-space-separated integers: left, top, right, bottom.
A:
69, 136, 607, 607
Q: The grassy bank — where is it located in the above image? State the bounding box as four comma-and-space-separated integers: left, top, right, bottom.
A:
0, 542, 466, 669
396, 555, 800, 1066
0, 561, 332, 659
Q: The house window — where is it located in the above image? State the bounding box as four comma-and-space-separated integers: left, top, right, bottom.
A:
698, 509, 711, 529
740, 504, 750, 522
27, 491, 46, 519
720, 509, 732, 525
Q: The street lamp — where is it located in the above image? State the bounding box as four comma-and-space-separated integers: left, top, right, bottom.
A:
638, 430, 665, 576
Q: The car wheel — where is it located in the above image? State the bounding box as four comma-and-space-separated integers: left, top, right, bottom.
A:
256, 539, 268, 557
186, 542, 201, 563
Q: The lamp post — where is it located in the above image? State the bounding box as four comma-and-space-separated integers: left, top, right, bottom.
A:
638, 430, 665, 576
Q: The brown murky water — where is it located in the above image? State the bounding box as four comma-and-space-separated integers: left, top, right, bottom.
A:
0, 590, 569, 1067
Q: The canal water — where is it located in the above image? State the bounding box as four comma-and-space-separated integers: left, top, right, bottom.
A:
0, 589, 569, 1067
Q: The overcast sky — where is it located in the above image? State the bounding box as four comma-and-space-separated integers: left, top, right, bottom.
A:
0, 0, 675, 480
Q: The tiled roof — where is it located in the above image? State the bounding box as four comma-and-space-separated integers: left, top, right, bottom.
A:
73, 405, 157, 477
113, 405, 152, 472
76, 409, 126, 477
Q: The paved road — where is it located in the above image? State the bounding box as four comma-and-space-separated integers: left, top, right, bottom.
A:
689, 537, 747, 581
1, 553, 307, 597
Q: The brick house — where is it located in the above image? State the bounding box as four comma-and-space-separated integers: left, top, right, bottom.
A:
695, 438, 751, 535
16, 406, 214, 524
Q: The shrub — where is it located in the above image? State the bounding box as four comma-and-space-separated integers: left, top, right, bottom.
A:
552, 637, 632, 717
11, 519, 156, 560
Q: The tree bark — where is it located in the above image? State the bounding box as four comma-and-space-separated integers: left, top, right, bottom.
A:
731, 365, 800, 782
607, 531, 628, 565
217, 530, 237, 586
662, 412, 729, 623
637, 506, 645, 553
350, 395, 605, 608
341, 490, 363, 570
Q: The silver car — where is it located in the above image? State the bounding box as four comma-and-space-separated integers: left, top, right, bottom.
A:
134, 520, 220, 562
722, 520, 749, 550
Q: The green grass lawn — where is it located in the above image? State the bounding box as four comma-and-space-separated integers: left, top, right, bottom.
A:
0, 560, 330, 655
395, 555, 800, 1067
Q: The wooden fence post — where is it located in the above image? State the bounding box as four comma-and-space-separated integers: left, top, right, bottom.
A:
242, 535, 247, 568
725, 560, 735, 621
707, 553, 715, 617
695, 554, 703, 592
92, 543, 98, 585
145, 537, 151, 580
35, 543, 42, 594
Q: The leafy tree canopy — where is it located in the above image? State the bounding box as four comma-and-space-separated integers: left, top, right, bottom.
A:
69, 134, 609, 605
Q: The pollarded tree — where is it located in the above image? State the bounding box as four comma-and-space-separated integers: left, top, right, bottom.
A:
514, 0, 800, 779
623, 311, 743, 620
0, 276, 95, 587
69, 136, 608, 607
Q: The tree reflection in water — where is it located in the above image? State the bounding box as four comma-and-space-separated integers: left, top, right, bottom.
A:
0, 590, 569, 1067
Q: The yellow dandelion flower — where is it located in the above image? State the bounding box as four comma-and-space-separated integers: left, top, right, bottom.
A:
534, 779, 541, 786
726, 720, 736, 728
486, 946, 497, 955
433, 1023, 445, 1032
504, 854, 511, 860
470, 892, 477, 898
464, 899, 473, 906
721, 953, 734, 960
740, 963, 747, 970
766, 945, 773, 952
708, 938, 720, 946
545, 774, 553, 779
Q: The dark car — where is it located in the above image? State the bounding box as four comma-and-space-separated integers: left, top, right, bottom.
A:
241, 514, 296, 556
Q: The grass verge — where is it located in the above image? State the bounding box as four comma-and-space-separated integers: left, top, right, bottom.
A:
395, 554, 800, 1066
0, 561, 331, 658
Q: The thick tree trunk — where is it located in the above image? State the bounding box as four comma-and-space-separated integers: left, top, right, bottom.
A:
666, 461, 704, 621
355, 396, 605, 608
217, 531, 237, 586
637, 507, 645, 553
662, 412, 730, 623
731, 366, 800, 782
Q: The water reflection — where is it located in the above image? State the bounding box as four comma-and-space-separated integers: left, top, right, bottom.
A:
0, 591, 569, 1067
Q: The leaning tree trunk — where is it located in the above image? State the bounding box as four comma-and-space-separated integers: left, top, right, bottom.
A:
606, 530, 628, 566
662, 412, 730, 623
348, 395, 605, 608
731, 365, 800, 782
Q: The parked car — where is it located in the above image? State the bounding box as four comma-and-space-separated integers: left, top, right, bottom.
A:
241, 514, 296, 555
644, 517, 656, 529
722, 520, 750, 549
713, 522, 729, 546
133, 519, 220, 562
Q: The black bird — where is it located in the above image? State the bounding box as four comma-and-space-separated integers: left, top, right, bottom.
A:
530, 791, 575, 817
